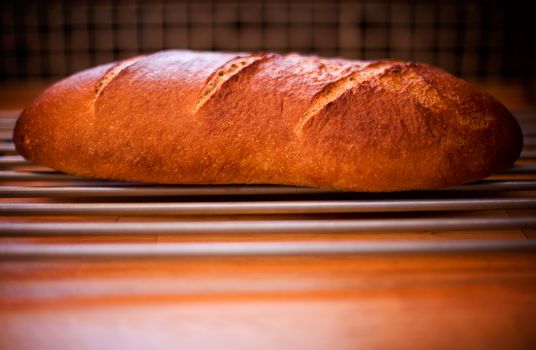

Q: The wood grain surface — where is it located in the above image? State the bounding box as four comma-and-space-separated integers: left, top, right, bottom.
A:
1, 84, 535, 350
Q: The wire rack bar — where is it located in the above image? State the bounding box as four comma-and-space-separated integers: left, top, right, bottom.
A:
1, 239, 535, 259
1, 216, 535, 235
0, 180, 535, 198
0, 198, 535, 216
0, 143, 16, 152
496, 165, 536, 174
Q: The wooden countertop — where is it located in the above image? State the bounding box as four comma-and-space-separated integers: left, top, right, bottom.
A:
1, 82, 535, 349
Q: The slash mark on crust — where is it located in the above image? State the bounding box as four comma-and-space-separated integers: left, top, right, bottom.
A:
94, 55, 145, 101
294, 62, 394, 135
193, 54, 271, 112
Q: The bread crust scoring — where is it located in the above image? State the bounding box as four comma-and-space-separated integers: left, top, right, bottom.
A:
14, 50, 523, 191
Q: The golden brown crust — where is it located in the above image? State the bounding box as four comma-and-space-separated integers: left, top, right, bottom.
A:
14, 50, 523, 191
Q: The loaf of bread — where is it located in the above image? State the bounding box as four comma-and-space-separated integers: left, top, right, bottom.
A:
14, 50, 523, 191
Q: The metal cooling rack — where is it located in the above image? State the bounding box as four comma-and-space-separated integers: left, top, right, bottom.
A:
1, 109, 536, 258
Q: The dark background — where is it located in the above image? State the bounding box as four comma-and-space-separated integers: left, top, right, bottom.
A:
1, 0, 534, 101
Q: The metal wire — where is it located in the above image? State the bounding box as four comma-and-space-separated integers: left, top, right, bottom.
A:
1, 216, 536, 235
1, 109, 535, 259
2, 239, 536, 259
0, 198, 535, 216
0, 143, 16, 152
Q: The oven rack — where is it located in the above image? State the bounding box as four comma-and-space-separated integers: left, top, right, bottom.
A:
1, 109, 535, 258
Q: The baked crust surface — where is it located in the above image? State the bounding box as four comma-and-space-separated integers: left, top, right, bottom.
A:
14, 50, 523, 191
